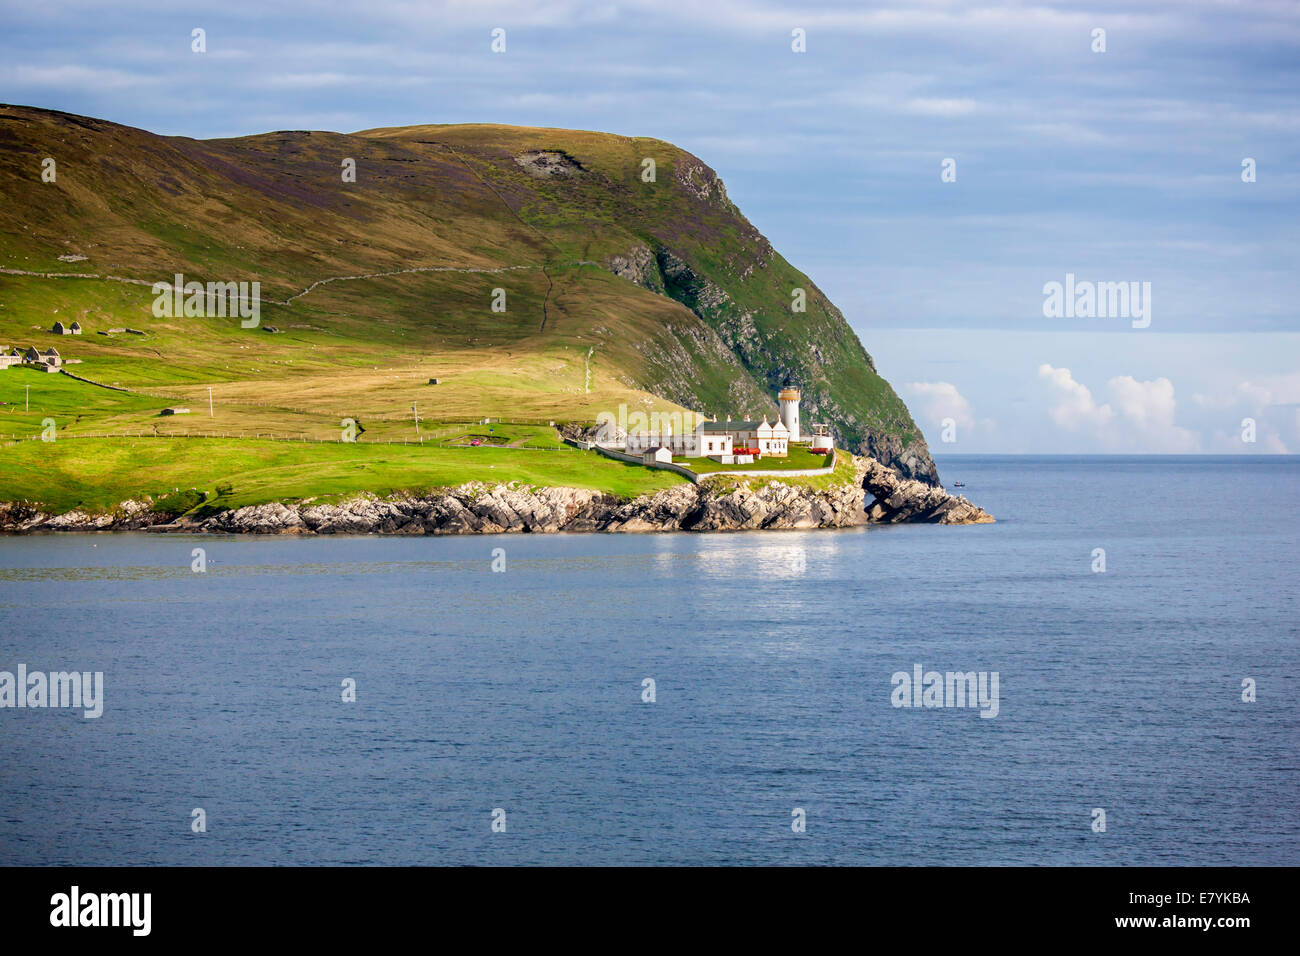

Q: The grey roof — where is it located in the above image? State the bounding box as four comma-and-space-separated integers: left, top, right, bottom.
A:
701, 420, 763, 432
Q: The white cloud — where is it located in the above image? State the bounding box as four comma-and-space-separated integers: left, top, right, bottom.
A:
1192, 372, 1300, 452
1106, 374, 1201, 451
906, 380, 975, 429
1037, 364, 1113, 430
1038, 364, 1201, 451
1108, 375, 1177, 431
905, 380, 995, 446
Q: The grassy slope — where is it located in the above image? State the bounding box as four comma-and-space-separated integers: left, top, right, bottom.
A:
0, 106, 922, 511
1, 437, 683, 514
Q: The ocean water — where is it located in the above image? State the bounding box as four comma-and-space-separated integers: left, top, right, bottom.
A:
0, 455, 1296, 866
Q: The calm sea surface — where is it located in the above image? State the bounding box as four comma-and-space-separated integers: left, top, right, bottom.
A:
1, 455, 1296, 865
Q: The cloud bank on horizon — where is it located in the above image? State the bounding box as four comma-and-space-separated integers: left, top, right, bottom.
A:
1, 0, 1296, 453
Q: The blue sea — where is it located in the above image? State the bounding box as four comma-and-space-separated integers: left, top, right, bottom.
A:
0, 455, 1296, 865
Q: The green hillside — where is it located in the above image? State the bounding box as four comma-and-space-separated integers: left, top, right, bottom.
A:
0, 104, 939, 513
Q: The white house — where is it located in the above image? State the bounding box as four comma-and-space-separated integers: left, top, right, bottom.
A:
700, 416, 789, 457
617, 386, 811, 463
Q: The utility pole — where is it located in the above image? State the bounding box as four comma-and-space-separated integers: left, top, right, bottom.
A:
412, 402, 420, 434
208, 386, 214, 417
25, 385, 30, 411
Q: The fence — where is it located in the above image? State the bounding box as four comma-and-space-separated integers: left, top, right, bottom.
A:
2, 432, 430, 445
41, 378, 571, 428
0, 430, 571, 449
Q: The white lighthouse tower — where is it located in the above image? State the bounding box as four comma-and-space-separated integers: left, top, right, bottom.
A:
778, 385, 801, 442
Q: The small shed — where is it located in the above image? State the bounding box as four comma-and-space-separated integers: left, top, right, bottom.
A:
643, 446, 673, 465
160, 407, 191, 416
52, 321, 70, 335
69, 321, 82, 334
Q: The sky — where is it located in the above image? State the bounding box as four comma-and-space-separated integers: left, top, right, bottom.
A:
2, 0, 1297, 453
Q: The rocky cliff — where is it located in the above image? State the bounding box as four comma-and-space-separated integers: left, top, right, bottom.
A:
859, 459, 994, 525
0, 457, 991, 534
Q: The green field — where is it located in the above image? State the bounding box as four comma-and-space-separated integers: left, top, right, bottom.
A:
0, 370, 859, 513
0, 434, 686, 514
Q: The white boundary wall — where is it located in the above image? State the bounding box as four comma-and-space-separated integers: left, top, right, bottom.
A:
592, 443, 700, 481
592, 444, 837, 484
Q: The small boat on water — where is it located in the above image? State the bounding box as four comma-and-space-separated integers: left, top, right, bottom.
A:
952, 481, 965, 487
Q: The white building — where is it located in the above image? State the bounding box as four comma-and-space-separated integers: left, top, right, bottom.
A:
619, 386, 806, 463
626, 422, 725, 458
625, 414, 789, 461
701, 416, 789, 457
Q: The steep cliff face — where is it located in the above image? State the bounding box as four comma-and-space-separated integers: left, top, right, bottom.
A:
622, 245, 941, 484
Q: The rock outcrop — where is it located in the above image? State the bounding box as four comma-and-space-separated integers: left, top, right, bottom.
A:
0, 498, 170, 532
513, 149, 584, 177
860, 458, 994, 525
0, 456, 993, 534
179, 477, 870, 535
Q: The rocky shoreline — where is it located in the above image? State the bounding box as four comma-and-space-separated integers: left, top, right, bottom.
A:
0, 456, 992, 535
